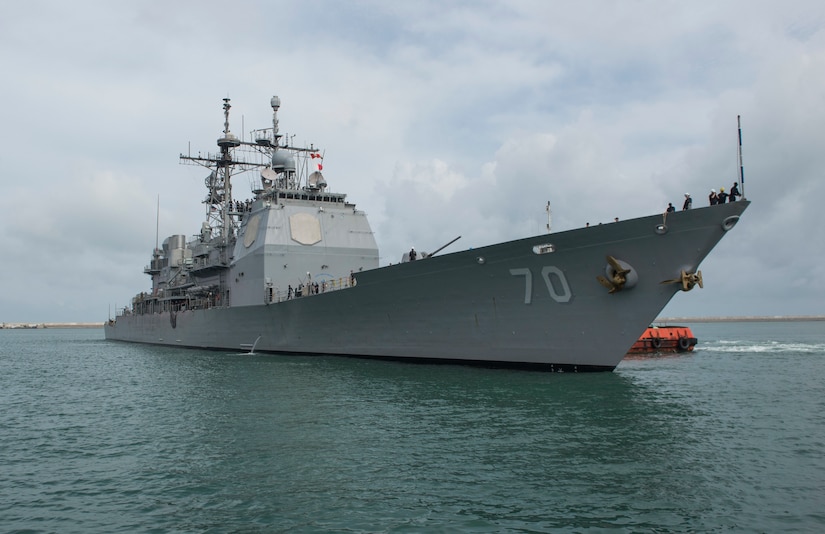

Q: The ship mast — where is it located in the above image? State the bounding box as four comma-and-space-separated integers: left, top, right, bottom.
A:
272, 95, 280, 141
180, 98, 244, 244
216, 98, 241, 241
180, 95, 329, 237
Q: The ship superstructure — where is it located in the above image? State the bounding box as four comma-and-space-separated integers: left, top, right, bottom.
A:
136, 97, 377, 318
106, 96, 749, 371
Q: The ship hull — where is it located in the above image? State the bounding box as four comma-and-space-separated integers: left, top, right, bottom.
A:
105, 201, 748, 371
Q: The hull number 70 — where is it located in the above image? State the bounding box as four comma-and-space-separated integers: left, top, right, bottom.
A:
509, 266, 572, 304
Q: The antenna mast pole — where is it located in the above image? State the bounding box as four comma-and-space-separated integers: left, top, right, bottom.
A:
155, 195, 160, 252
215, 98, 241, 241
222, 99, 232, 241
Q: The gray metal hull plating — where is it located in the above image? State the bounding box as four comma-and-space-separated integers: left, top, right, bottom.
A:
105, 201, 748, 370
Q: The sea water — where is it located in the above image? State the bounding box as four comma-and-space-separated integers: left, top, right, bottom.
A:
1, 322, 823, 532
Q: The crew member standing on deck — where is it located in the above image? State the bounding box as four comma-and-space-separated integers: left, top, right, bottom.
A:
409, 247, 417, 261
682, 193, 692, 210
709, 189, 718, 205
730, 182, 740, 202
718, 187, 728, 204
666, 203, 675, 213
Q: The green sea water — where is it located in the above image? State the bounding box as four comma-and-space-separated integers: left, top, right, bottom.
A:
1, 322, 823, 532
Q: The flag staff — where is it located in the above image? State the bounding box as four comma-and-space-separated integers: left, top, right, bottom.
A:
737, 115, 745, 198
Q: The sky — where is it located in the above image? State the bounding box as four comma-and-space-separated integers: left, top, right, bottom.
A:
1, 0, 824, 323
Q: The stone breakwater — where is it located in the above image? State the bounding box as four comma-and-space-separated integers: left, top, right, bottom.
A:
656, 315, 825, 323
1, 323, 103, 329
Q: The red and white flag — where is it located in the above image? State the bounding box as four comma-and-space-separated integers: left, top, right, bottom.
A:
311, 152, 323, 171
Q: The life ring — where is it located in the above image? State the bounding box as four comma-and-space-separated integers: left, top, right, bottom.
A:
677, 337, 691, 351
650, 337, 662, 350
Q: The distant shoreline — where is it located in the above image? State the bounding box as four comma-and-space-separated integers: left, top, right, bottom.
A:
655, 315, 825, 323
2, 316, 824, 329
1, 322, 104, 329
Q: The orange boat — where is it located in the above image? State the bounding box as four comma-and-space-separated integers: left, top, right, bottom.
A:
627, 325, 697, 354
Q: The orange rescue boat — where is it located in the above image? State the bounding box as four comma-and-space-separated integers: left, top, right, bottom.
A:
627, 325, 697, 354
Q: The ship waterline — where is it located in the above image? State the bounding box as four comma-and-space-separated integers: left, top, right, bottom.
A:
105, 96, 749, 371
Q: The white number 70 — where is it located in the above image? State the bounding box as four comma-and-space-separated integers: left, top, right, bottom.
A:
509, 266, 572, 304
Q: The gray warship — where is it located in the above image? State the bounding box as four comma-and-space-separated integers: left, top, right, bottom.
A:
105, 96, 750, 371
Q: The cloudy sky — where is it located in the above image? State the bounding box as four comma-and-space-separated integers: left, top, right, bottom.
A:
2, 0, 824, 323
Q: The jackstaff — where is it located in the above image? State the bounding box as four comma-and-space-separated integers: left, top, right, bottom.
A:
738, 115, 745, 197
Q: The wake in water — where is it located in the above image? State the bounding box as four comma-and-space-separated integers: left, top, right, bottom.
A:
699, 339, 825, 354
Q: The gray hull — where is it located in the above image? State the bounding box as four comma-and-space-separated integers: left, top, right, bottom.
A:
106, 201, 749, 371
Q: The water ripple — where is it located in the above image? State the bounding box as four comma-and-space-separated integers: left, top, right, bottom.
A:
1, 324, 824, 532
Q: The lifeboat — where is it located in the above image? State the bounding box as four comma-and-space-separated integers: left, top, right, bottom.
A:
627, 325, 697, 354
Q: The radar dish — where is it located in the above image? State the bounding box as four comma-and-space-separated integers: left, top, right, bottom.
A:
261, 167, 277, 183
307, 171, 326, 190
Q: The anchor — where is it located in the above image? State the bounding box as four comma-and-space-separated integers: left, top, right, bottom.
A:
596, 255, 632, 294
660, 270, 703, 292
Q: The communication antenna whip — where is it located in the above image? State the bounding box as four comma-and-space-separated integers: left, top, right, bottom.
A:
155, 195, 160, 252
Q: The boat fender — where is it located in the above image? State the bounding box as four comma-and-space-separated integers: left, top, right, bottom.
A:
677, 337, 691, 351
650, 337, 662, 350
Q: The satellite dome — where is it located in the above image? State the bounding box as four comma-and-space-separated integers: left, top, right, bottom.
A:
307, 171, 327, 190
271, 151, 296, 172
